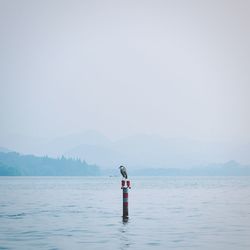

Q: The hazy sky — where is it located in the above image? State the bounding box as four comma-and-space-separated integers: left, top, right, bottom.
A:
1, 0, 250, 142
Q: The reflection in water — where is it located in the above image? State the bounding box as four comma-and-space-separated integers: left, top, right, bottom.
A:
122, 216, 129, 224
119, 217, 132, 250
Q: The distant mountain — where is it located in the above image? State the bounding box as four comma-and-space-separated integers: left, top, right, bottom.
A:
112, 135, 249, 168
0, 151, 249, 176
0, 147, 11, 153
64, 133, 250, 169
103, 160, 250, 176
1, 131, 250, 169
33, 130, 112, 157
64, 144, 126, 166
0, 152, 100, 176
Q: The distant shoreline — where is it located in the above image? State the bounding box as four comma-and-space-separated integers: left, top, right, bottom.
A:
1, 151, 250, 176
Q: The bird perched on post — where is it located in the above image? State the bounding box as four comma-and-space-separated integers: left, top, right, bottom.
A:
119, 165, 128, 179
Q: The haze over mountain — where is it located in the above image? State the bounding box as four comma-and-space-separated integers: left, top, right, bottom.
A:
1, 130, 250, 169
0, 147, 10, 153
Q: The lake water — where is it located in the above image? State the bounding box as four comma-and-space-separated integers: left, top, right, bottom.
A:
0, 176, 250, 249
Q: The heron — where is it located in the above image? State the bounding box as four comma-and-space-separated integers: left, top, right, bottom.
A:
119, 165, 128, 179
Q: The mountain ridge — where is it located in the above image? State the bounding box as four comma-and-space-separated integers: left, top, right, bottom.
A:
1, 131, 250, 169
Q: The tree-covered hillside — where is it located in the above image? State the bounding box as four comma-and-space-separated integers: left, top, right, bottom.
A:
0, 152, 100, 176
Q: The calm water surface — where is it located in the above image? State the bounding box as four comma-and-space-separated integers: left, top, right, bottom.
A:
0, 176, 250, 249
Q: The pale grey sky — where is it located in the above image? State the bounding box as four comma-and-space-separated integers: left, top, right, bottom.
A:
1, 0, 250, 143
